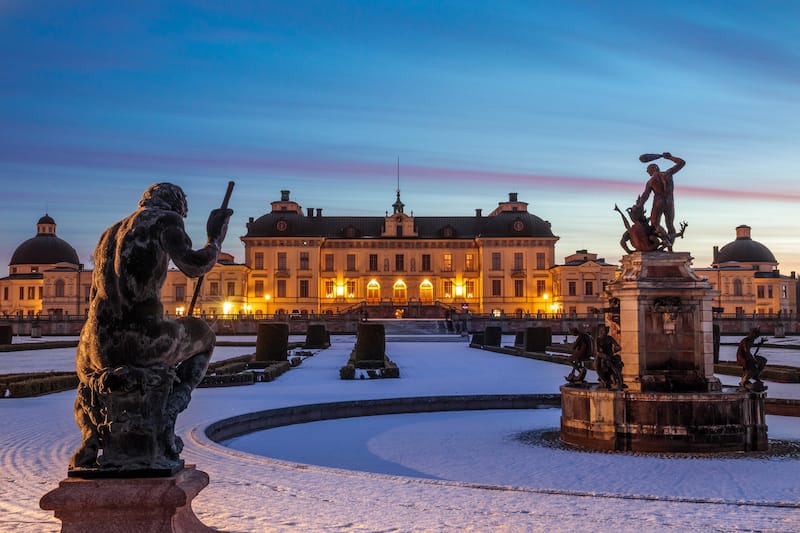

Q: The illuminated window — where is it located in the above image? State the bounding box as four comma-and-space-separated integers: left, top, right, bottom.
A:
367, 280, 380, 303
346, 280, 356, 298
442, 254, 453, 272
324, 280, 334, 298
420, 280, 433, 304
393, 280, 407, 302
465, 280, 475, 298
465, 253, 475, 271
443, 280, 453, 298
536, 279, 546, 297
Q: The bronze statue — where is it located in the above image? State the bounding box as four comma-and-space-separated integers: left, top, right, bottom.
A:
69, 183, 233, 475
615, 152, 687, 252
565, 327, 593, 383
595, 326, 624, 390
736, 327, 768, 392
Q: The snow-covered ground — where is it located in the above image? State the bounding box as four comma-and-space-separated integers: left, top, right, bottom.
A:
1, 337, 799, 532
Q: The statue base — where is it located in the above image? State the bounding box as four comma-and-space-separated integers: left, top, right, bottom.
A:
40, 465, 214, 532
560, 384, 767, 452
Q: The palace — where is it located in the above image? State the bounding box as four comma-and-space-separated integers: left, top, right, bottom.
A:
0, 192, 796, 321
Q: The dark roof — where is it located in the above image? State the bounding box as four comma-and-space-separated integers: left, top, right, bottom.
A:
715, 237, 776, 265
38, 214, 55, 225
243, 211, 555, 240
10, 234, 80, 266
0, 273, 44, 281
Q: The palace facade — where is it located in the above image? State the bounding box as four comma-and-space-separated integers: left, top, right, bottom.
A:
1, 195, 796, 322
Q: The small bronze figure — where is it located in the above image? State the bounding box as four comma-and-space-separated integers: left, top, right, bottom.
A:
565, 327, 593, 383
70, 183, 233, 475
595, 326, 624, 391
736, 328, 768, 392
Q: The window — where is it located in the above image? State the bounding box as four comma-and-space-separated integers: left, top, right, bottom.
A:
768, 285, 773, 298
421, 254, 431, 272
254, 280, 264, 297
227, 282, 236, 297
175, 284, 186, 302
38, 286, 42, 299
324, 254, 334, 271
465, 280, 475, 298
491, 252, 502, 270
396, 224, 403, 237
369, 254, 378, 271
31, 266, 38, 273
465, 253, 475, 271
444, 280, 453, 298
410, 258, 416, 272
346, 280, 356, 298
395, 254, 404, 271
2, 287, 7, 300
55, 280, 65, 297
299, 280, 309, 298
513, 253, 524, 270
324, 280, 334, 298
393, 280, 407, 302
568, 281, 577, 296
277, 279, 286, 298
254, 252, 264, 270
491, 279, 502, 296
584, 281, 593, 296
19, 287, 24, 300
28, 287, 36, 299
384, 258, 389, 271
536, 279, 546, 297
346, 254, 356, 271
536, 253, 545, 270
514, 279, 524, 297
420, 280, 433, 304
84, 285, 91, 303
442, 253, 453, 272
299, 252, 309, 270
782, 285, 788, 298
757, 286, 765, 298
209, 282, 219, 296
367, 280, 380, 303
733, 279, 743, 296
277, 252, 287, 271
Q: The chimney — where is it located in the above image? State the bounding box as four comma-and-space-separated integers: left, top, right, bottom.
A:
281, 190, 290, 201
475, 209, 482, 217
713, 246, 719, 263
509, 192, 518, 202
316, 208, 322, 217
735, 225, 751, 239
307, 208, 314, 217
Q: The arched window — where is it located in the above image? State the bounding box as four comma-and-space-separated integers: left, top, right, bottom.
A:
55, 279, 65, 298
367, 280, 380, 304
393, 280, 407, 303
420, 280, 433, 304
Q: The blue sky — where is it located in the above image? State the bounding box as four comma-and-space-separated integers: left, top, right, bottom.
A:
1, 1, 798, 274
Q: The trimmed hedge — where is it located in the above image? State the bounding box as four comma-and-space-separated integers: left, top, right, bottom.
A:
2, 373, 78, 398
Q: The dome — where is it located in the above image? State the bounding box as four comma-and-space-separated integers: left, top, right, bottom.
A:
10, 215, 80, 266
714, 225, 776, 265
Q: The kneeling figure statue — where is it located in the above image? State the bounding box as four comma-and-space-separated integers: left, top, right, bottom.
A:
69, 183, 232, 475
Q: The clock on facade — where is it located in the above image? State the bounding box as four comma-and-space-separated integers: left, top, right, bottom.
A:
512, 220, 524, 232
276, 220, 288, 232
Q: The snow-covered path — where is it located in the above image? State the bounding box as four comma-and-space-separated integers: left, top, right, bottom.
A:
1, 338, 799, 532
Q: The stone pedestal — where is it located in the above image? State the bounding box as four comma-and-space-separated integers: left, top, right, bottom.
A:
560, 385, 768, 452
256, 322, 289, 361
40, 466, 213, 533
608, 251, 720, 393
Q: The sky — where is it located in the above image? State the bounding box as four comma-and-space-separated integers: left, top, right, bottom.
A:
1, 1, 798, 274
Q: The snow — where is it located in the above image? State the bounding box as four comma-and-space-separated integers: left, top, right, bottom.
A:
1, 336, 799, 532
